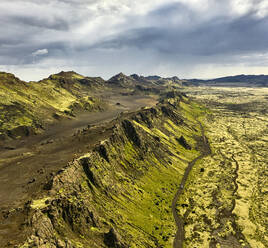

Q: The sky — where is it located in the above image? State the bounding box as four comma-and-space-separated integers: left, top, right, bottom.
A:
0, 0, 268, 81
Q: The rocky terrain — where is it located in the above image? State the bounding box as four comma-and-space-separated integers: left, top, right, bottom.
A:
0, 72, 267, 248
0, 71, 184, 141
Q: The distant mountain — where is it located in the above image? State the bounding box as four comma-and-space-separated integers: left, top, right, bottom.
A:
130, 74, 150, 84
130, 74, 184, 87
107, 72, 137, 88
145, 75, 162, 81
107, 72, 184, 90
0, 70, 183, 139
187, 74, 268, 87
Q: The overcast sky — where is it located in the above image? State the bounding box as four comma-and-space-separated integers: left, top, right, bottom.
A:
0, 0, 268, 81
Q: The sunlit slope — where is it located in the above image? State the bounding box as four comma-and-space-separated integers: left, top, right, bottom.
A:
0, 71, 106, 139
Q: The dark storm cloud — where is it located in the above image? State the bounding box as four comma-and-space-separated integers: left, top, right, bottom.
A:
0, 0, 78, 65
95, 3, 268, 58
0, 0, 268, 80
10, 16, 69, 31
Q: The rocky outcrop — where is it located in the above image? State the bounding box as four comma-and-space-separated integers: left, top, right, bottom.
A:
80, 156, 99, 186
122, 120, 141, 147
176, 136, 192, 150
104, 228, 127, 248
107, 73, 137, 88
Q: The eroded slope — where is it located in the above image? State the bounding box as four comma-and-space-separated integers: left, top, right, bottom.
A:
17, 94, 207, 248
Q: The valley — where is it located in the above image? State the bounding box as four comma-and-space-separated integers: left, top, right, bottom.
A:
2, 0, 268, 247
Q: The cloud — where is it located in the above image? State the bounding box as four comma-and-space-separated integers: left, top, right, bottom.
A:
0, 0, 268, 80
32, 49, 48, 56
93, 3, 268, 57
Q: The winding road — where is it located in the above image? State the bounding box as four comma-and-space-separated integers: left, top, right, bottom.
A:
172, 120, 211, 248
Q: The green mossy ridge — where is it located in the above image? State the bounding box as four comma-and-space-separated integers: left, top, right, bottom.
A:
85, 143, 189, 247
26, 97, 206, 248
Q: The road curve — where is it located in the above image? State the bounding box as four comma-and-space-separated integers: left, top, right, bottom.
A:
172, 120, 211, 248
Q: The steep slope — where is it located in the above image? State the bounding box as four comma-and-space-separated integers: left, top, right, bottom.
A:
15, 93, 208, 248
0, 71, 106, 139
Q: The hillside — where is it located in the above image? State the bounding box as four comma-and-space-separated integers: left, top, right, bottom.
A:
0, 71, 184, 140
130, 74, 184, 87
0, 71, 107, 140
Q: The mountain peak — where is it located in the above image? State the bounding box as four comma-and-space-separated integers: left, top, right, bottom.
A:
49, 71, 84, 79
145, 75, 161, 81
107, 72, 136, 87
109, 72, 128, 80
117, 72, 126, 77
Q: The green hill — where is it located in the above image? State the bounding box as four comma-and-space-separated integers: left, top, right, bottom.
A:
0, 71, 106, 139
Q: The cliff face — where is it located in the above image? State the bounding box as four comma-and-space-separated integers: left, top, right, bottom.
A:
19, 94, 207, 248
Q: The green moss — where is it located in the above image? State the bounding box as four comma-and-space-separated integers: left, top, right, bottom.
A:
72, 74, 84, 79
77, 103, 205, 247
96, 148, 187, 247
30, 197, 51, 209
90, 227, 100, 232
133, 120, 153, 135
74, 241, 84, 248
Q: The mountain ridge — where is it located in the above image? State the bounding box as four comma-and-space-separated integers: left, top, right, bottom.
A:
0, 70, 267, 248
13, 93, 206, 248
0, 71, 107, 140
187, 74, 268, 86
